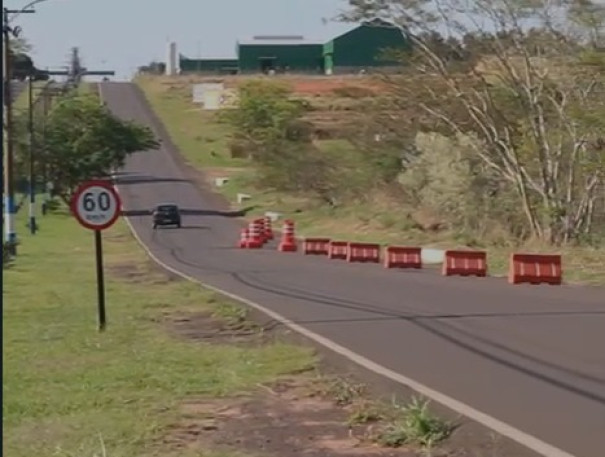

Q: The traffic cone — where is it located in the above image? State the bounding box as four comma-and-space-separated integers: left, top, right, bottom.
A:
238, 228, 249, 248
264, 215, 274, 240
278, 220, 297, 252
256, 218, 268, 244
246, 220, 263, 249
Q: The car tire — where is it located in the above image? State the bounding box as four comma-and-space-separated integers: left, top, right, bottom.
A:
153, 223, 157, 230
176, 222, 181, 228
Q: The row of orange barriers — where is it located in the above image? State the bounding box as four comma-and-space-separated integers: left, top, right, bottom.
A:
238, 220, 563, 285
303, 239, 562, 286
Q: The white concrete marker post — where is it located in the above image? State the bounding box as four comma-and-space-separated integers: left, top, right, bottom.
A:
214, 177, 229, 187
237, 193, 251, 204
265, 211, 281, 222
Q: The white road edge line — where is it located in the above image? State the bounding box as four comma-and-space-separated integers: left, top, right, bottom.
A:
101, 83, 576, 457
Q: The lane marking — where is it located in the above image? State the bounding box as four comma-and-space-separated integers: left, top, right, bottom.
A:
101, 83, 577, 457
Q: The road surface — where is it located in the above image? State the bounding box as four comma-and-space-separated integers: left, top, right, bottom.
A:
99, 82, 605, 457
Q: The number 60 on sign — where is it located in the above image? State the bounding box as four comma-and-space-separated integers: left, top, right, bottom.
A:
71, 180, 122, 231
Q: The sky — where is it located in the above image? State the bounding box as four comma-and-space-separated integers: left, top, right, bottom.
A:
5, 0, 355, 81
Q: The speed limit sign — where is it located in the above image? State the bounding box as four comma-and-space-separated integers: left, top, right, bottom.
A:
71, 180, 122, 331
71, 180, 122, 231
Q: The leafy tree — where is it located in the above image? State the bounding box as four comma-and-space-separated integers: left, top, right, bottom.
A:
221, 79, 306, 155
344, 0, 605, 244
137, 61, 166, 75
29, 92, 158, 203
223, 79, 393, 206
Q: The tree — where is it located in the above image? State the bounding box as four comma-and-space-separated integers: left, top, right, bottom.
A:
31, 92, 158, 203
9, 36, 32, 54
223, 79, 393, 206
222, 79, 306, 156
344, 0, 605, 244
137, 61, 166, 75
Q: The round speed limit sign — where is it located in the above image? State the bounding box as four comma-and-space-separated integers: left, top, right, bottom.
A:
71, 180, 122, 230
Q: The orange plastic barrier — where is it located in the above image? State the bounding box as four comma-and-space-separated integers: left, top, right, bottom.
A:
508, 253, 562, 285
303, 238, 331, 255
347, 243, 381, 263
278, 220, 298, 252
442, 250, 487, 277
384, 246, 422, 269
329, 241, 348, 260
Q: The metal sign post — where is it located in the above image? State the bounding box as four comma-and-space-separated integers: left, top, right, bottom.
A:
70, 180, 121, 331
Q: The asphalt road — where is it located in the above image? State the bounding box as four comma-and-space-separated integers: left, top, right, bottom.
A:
100, 82, 605, 457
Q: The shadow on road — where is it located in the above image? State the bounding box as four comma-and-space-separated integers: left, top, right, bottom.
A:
121, 206, 256, 218
114, 175, 191, 185
153, 225, 211, 231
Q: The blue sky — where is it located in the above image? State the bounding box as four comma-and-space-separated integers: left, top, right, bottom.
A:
6, 0, 355, 80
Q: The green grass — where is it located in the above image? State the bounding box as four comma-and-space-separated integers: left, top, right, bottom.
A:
3, 207, 316, 457
12, 80, 52, 112
377, 397, 452, 449
135, 76, 246, 170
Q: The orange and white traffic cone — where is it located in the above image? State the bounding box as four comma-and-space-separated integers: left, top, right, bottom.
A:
246, 220, 263, 249
264, 215, 274, 240
256, 218, 267, 244
278, 220, 297, 252
238, 228, 249, 248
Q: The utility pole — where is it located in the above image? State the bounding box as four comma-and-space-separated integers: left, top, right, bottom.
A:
36, 83, 65, 214
3, 6, 35, 255
46, 47, 115, 87
3, 9, 16, 254
41, 87, 49, 212
27, 74, 36, 234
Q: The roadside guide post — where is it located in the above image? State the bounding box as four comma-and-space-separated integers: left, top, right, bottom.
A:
70, 180, 121, 332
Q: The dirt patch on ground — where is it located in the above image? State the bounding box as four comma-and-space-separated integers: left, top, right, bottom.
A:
162, 377, 418, 457
166, 310, 269, 346
154, 74, 387, 97
289, 78, 384, 96
203, 167, 246, 181
107, 262, 151, 283
107, 259, 181, 285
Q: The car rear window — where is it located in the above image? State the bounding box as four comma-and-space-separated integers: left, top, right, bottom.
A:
157, 205, 178, 212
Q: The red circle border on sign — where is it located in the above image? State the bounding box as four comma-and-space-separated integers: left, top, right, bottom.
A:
70, 179, 122, 231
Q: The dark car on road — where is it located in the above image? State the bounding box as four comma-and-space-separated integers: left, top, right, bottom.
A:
152, 203, 181, 229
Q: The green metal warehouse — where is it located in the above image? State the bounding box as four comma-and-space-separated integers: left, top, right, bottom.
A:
323, 19, 411, 74
179, 56, 239, 74
237, 36, 324, 74
178, 20, 410, 75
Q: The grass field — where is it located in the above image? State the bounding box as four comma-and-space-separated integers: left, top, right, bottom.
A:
12, 80, 52, 111
134, 75, 605, 286
2, 207, 316, 457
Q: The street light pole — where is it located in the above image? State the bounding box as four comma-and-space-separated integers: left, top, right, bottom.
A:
3, 9, 17, 254
3, 4, 38, 254
27, 74, 37, 234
